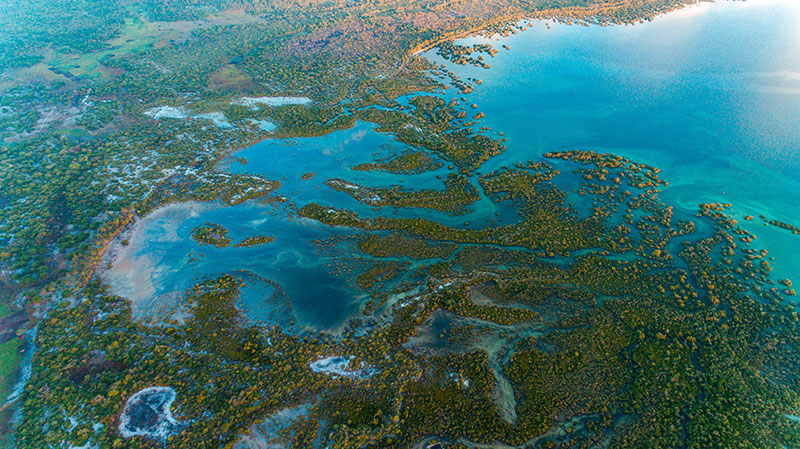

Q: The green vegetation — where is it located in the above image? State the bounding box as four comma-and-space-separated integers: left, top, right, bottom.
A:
0, 0, 697, 287
356, 260, 409, 290
191, 222, 231, 248
327, 172, 480, 213
353, 151, 443, 174
358, 96, 505, 174
359, 232, 459, 260
1, 0, 797, 448
0, 338, 23, 402
766, 218, 800, 235
14, 143, 800, 448
294, 149, 800, 448
0, 302, 11, 318
232, 234, 275, 248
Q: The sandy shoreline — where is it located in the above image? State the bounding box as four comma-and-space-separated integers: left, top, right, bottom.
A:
99, 201, 215, 322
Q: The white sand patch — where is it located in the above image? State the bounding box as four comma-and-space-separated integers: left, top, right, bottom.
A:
247, 118, 277, 132
247, 217, 270, 228
144, 106, 188, 119
194, 111, 232, 127
321, 129, 366, 156
119, 387, 186, 440
232, 96, 311, 109
309, 355, 377, 379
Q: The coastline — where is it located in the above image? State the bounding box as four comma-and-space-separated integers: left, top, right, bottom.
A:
400, 0, 708, 69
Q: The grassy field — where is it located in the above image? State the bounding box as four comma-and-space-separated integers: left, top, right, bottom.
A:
0, 337, 22, 401
1, 10, 272, 92
0, 331, 20, 449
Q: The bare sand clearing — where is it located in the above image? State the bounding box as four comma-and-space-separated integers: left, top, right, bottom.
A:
144, 106, 188, 119
231, 96, 312, 109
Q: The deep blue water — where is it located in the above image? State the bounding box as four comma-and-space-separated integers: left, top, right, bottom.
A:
104, 0, 800, 330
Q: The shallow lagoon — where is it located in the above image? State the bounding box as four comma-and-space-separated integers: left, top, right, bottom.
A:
432, 0, 800, 280
104, 200, 367, 330
104, 0, 800, 329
